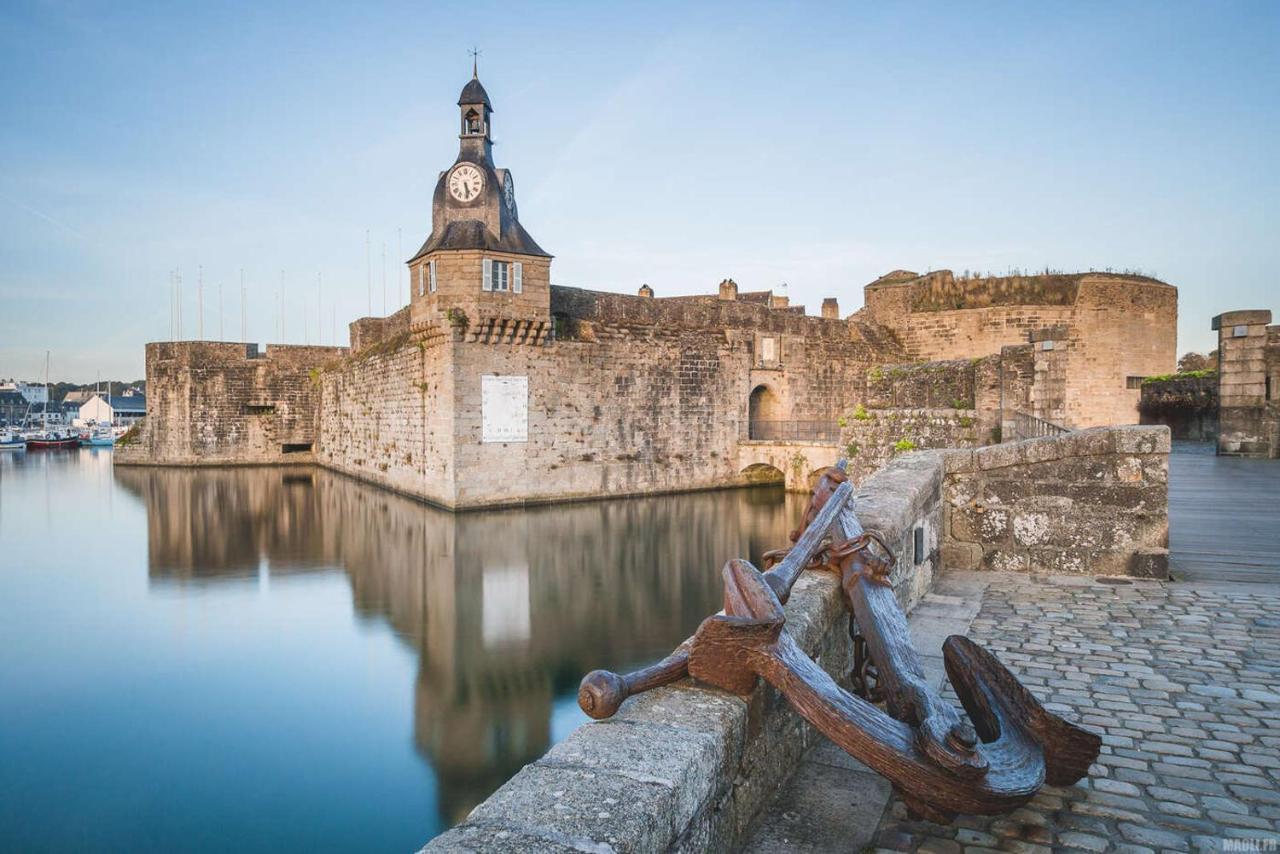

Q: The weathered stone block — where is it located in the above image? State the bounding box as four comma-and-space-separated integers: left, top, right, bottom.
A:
1130, 547, 1170, 580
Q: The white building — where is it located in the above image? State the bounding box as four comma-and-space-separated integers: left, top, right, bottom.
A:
78, 394, 146, 428
0, 382, 48, 404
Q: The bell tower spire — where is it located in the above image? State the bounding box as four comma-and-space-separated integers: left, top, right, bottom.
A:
457, 55, 493, 164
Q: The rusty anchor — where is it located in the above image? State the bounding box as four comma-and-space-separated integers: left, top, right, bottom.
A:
578, 462, 1100, 822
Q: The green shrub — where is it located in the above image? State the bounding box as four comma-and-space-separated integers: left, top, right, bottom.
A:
845, 440, 860, 458
852, 404, 871, 421
892, 438, 918, 453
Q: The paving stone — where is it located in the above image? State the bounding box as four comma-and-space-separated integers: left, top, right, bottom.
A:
745, 573, 1280, 854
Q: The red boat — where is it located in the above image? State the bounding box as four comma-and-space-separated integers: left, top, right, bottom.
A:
25, 430, 81, 450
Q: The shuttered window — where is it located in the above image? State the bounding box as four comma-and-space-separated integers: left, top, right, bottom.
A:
482, 258, 523, 293
428, 260, 437, 293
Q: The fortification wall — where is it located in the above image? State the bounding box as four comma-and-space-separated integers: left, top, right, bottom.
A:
349, 306, 410, 354
841, 408, 980, 484
861, 272, 1177, 429
116, 341, 346, 466
314, 333, 457, 506
1139, 374, 1218, 441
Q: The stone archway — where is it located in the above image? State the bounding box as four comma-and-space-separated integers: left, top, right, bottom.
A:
740, 463, 785, 485
748, 385, 783, 440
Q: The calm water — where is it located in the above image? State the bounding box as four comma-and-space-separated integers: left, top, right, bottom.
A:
0, 449, 801, 852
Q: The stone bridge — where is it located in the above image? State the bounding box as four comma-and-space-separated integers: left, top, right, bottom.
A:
738, 439, 842, 492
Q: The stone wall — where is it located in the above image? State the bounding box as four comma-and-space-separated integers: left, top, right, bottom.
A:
941, 426, 1170, 578
861, 271, 1177, 429
1138, 374, 1218, 441
841, 408, 980, 485
422, 450, 945, 853
307, 286, 900, 509
349, 306, 410, 354
116, 341, 347, 466
314, 334, 457, 506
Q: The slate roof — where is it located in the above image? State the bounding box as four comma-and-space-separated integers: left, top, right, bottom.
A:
458, 76, 491, 107
82, 394, 146, 412
411, 220, 551, 261
106, 395, 146, 412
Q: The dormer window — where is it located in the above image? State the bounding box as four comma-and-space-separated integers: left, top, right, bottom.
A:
464, 109, 482, 135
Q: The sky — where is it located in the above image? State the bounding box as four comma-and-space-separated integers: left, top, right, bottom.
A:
1, 1, 1277, 382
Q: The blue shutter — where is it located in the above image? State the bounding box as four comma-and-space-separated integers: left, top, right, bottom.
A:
513, 262, 523, 294
482, 258, 492, 291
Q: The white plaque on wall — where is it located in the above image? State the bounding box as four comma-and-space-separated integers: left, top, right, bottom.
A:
761, 337, 778, 363
481, 375, 529, 443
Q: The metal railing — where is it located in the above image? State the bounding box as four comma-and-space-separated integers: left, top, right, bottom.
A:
747, 420, 841, 442
1011, 410, 1072, 440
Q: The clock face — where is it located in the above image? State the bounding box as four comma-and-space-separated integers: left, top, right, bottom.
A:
503, 173, 517, 217
449, 164, 484, 202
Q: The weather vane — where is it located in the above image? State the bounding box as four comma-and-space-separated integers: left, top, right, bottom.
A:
469, 46, 482, 77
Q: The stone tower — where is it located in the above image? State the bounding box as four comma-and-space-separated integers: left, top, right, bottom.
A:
407, 71, 552, 335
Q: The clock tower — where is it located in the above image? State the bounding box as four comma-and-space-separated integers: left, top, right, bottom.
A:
407, 71, 552, 337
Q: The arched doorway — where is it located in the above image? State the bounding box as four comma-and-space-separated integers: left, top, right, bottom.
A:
748, 385, 782, 439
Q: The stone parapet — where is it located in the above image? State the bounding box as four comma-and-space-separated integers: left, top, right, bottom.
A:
421, 450, 946, 852
941, 425, 1170, 577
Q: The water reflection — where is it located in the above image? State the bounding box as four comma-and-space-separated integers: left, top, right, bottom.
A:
112, 465, 803, 828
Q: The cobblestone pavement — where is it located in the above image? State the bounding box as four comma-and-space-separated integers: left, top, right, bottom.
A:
748, 572, 1280, 853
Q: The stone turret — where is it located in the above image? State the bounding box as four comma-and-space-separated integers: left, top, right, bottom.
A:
718, 279, 738, 301
822, 298, 839, 319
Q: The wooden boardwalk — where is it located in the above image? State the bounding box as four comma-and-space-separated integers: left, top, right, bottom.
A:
1168, 441, 1280, 583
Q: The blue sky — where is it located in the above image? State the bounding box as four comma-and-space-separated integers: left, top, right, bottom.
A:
2, 1, 1277, 381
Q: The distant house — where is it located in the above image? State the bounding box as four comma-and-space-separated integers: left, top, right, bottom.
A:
26, 401, 73, 427
0, 390, 29, 426
78, 394, 146, 427
62, 389, 95, 407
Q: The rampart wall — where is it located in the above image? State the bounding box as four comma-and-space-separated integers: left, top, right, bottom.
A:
861, 271, 1177, 429
116, 342, 346, 466
301, 287, 902, 509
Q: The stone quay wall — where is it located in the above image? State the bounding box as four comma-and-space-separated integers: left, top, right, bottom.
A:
860, 271, 1177, 429
422, 450, 946, 853
941, 425, 1170, 578
116, 341, 347, 466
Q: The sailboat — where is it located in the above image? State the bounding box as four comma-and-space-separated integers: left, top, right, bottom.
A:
25, 352, 79, 450
80, 377, 116, 447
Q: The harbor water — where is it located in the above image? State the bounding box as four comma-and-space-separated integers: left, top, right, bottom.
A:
0, 449, 802, 852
